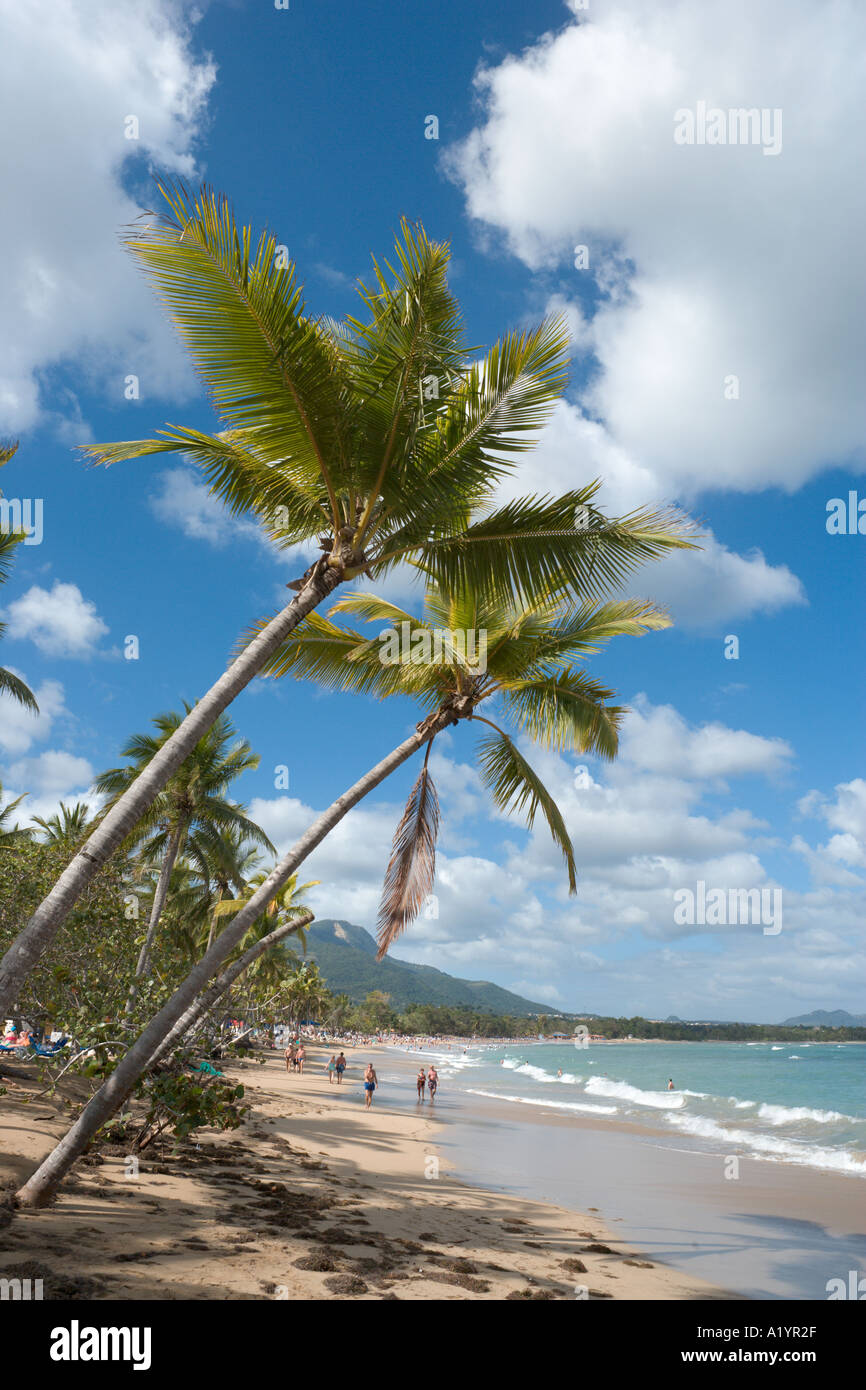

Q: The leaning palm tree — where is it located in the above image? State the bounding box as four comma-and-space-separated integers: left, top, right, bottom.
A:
0, 442, 39, 715
32, 802, 94, 851
17, 577, 671, 1206
0, 183, 694, 1017
262, 584, 672, 958
95, 708, 275, 1005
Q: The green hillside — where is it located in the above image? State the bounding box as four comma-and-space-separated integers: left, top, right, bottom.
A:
305, 919, 555, 1016
781, 1008, 866, 1027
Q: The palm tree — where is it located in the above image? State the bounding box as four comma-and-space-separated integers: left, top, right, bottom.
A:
213, 868, 318, 972
0, 782, 31, 849
193, 824, 264, 955
279, 962, 329, 1034
139, 855, 213, 969
0, 184, 694, 1017
32, 802, 94, 851
95, 708, 275, 1004
16, 576, 672, 1206
260, 583, 671, 957
148, 874, 315, 1065
0, 441, 38, 715
326, 993, 353, 1030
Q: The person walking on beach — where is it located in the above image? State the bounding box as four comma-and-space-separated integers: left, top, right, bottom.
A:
326, 1055, 336, 1084
427, 1065, 438, 1100
363, 1062, 378, 1109
335, 1052, 347, 1084
297, 1043, 306, 1074
416, 1067, 426, 1100
284, 1043, 295, 1073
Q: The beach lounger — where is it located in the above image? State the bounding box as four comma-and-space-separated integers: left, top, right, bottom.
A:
30, 1037, 70, 1057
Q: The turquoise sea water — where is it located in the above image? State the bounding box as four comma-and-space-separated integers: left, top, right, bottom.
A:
419, 1040, 866, 1177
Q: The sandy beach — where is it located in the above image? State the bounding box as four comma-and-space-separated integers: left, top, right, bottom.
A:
0, 1043, 731, 1300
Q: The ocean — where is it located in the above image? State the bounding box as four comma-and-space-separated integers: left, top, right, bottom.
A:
435, 1039, 866, 1178
389, 1038, 866, 1296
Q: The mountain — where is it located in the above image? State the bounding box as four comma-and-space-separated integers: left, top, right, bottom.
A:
305, 919, 556, 1015
781, 1008, 866, 1028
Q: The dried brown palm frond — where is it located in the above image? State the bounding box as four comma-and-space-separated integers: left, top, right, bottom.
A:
376, 765, 440, 959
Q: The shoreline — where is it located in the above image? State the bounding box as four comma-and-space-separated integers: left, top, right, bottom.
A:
0, 1042, 731, 1301
406, 1049, 866, 1299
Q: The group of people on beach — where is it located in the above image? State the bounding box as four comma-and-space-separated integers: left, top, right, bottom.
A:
285, 1045, 441, 1111
2, 1022, 32, 1047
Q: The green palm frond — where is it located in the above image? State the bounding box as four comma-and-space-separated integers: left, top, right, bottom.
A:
85, 427, 330, 544
328, 592, 419, 628
491, 597, 672, 681
411, 490, 696, 605
475, 724, 577, 893
249, 611, 397, 694
73, 185, 697, 623
0, 513, 39, 714
0, 785, 31, 848
348, 220, 468, 529
0, 666, 39, 714
84, 181, 351, 527
500, 670, 624, 759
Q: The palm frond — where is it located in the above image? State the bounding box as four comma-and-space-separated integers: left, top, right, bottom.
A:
82, 181, 352, 526
499, 670, 623, 759
413, 491, 698, 606
475, 726, 577, 893
0, 666, 39, 713
376, 767, 440, 959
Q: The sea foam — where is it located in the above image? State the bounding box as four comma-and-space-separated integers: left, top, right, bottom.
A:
468, 1088, 617, 1116
584, 1076, 686, 1110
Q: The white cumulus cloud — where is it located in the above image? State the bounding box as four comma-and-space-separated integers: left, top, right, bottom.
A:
0, 0, 216, 432
449, 0, 866, 498
4, 581, 109, 658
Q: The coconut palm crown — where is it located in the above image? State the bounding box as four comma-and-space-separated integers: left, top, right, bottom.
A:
83, 184, 693, 607
260, 582, 671, 957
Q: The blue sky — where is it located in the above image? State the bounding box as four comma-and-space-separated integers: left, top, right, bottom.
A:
1, 0, 864, 1022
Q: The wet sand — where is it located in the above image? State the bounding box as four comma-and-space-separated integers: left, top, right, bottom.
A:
422, 1060, 866, 1299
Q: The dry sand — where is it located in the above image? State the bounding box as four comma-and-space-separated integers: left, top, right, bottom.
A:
0, 1043, 732, 1300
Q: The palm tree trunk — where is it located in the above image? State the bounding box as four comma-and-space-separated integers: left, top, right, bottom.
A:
16, 709, 452, 1207
0, 562, 340, 1018
148, 910, 314, 1066
124, 827, 184, 1016
204, 889, 224, 955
